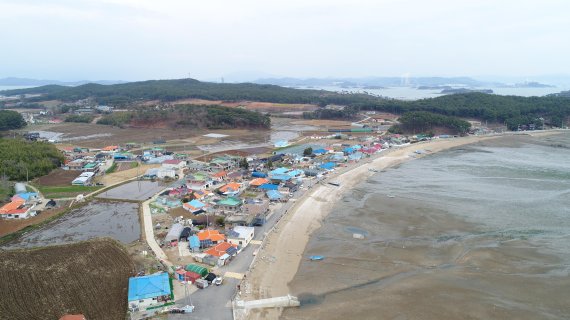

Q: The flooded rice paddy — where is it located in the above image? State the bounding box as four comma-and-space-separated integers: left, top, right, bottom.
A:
3, 201, 140, 249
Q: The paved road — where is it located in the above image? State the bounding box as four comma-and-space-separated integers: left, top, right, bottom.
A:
168, 177, 322, 320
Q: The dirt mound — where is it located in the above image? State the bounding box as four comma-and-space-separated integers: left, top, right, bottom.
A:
0, 239, 135, 320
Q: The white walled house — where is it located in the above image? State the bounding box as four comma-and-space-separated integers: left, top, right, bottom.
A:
127, 273, 172, 311
227, 226, 255, 250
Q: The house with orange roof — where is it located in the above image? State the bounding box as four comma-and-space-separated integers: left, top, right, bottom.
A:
101, 145, 119, 153
249, 178, 270, 189
204, 241, 238, 257
0, 199, 35, 219
197, 229, 226, 245
218, 182, 242, 196
212, 170, 227, 181
0, 199, 25, 214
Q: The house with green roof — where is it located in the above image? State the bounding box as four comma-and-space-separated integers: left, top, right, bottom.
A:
216, 196, 243, 211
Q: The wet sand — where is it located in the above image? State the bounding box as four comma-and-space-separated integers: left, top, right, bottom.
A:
243, 130, 568, 320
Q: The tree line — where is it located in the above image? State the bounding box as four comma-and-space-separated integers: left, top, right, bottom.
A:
0, 138, 64, 181
0, 110, 26, 131
3, 79, 569, 128
96, 105, 270, 129
390, 111, 471, 135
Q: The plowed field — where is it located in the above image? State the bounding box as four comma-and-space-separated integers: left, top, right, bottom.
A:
0, 239, 135, 320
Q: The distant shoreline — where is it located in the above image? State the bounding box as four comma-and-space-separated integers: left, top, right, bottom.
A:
241, 129, 565, 320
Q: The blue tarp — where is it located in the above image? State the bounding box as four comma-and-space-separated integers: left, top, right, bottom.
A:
128, 273, 171, 301
266, 190, 283, 200
313, 148, 327, 155
343, 147, 354, 154
252, 171, 267, 178
270, 167, 289, 175
258, 183, 278, 190
320, 162, 336, 170
189, 235, 200, 249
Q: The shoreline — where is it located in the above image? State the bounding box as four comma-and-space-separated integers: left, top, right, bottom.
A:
242, 130, 564, 319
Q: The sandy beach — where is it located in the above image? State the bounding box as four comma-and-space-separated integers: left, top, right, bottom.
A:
241, 131, 565, 320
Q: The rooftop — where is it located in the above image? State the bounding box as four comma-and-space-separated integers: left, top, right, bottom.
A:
128, 273, 171, 301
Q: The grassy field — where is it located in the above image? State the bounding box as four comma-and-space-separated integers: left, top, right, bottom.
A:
105, 162, 118, 174
0, 239, 135, 320
36, 185, 102, 199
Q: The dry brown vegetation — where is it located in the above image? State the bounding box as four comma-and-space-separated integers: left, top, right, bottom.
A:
35, 168, 79, 186
0, 239, 135, 320
171, 98, 318, 112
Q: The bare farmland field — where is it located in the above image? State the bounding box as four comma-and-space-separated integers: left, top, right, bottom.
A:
0, 239, 135, 320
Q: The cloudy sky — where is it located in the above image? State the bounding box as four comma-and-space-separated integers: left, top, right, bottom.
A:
0, 0, 568, 81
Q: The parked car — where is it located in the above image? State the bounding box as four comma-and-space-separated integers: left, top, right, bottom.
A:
213, 277, 223, 286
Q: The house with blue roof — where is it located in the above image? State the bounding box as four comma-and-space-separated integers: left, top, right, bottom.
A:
266, 190, 284, 201
269, 174, 291, 183
258, 183, 279, 191
270, 167, 289, 175
286, 169, 304, 177
128, 273, 172, 310
320, 162, 336, 171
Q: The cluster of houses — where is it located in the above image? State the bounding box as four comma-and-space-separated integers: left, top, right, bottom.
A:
0, 183, 40, 219
57, 144, 191, 186
143, 137, 403, 276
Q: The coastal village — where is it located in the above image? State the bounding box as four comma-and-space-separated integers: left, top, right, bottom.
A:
0, 110, 451, 319
1, 99, 564, 320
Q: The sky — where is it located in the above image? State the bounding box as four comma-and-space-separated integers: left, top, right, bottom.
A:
0, 0, 569, 82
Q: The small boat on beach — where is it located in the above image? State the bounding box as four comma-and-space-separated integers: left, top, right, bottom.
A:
310, 255, 325, 261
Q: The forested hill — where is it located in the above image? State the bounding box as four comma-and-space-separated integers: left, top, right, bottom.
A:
0, 78, 374, 106
2, 79, 569, 127
307, 93, 570, 128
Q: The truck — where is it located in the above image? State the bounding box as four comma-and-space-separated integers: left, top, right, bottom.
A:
195, 279, 209, 289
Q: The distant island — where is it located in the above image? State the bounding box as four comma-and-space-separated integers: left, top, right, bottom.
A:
500, 81, 555, 88
0, 77, 125, 87
417, 85, 452, 90
361, 85, 385, 90
548, 90, 570, 98
440, 88, 494, 94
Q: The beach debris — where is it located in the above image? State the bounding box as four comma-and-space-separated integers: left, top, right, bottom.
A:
353, 233, 365, 239
387, 194, 396, 198
310, 255, 325, 261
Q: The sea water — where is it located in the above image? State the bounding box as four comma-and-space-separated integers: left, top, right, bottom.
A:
284, 132, 570, 320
